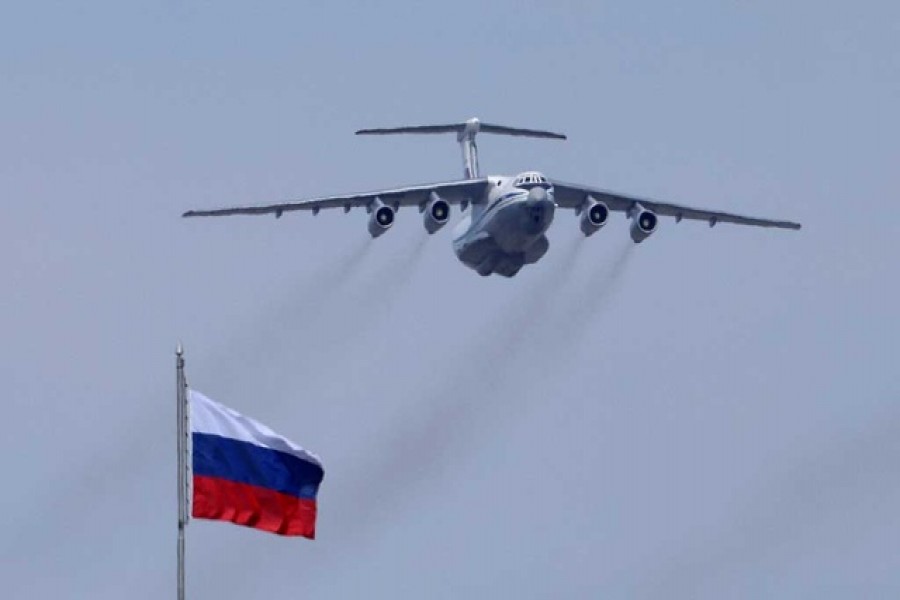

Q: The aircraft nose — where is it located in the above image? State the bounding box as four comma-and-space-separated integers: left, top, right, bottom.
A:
527, 186, 548, 203
522, 186, 555, 233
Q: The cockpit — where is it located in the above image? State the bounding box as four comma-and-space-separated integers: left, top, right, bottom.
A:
513, 171, 551, 190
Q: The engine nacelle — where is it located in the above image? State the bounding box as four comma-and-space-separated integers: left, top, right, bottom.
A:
579, 196, 609, 236
629, 205, 658, 243
423, 192, 451, 234
367, 198, 395, 238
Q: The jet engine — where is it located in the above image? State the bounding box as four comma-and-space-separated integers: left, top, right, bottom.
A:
423, 192, 451, 234
579, 196, 609, 236
368, 198, 395, 238
629, 205, 658, 243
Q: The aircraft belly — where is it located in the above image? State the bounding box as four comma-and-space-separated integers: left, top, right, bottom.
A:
453, 196, 555, 277
487, 201, 554, 252
492, 253, 525, 278
454, 231, 498, 267
523, 235, 549, 264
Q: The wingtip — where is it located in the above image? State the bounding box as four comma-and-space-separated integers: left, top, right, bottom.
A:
541, 131, 567, 140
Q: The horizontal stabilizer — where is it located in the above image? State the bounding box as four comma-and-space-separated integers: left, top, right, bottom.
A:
356, 118, 566, 140
478, 123, 566, 140
355, 124, 462, 135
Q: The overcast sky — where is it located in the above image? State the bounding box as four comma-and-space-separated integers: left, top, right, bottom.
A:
2, 1, 898, 598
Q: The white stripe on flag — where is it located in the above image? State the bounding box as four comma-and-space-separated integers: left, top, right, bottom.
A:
189, 389, 322, 467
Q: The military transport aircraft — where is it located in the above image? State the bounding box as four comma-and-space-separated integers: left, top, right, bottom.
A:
183, 118, 801, 277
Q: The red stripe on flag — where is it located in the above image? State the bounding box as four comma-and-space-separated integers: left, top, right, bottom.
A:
192, 475, 318, 539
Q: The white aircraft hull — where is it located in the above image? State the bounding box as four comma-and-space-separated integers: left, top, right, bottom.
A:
452, 184, 556, 277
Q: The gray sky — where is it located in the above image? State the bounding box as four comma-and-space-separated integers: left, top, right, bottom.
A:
2, 1, 898, 598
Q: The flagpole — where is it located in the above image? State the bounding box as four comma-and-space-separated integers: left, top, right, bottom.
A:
176, 343, 187, 600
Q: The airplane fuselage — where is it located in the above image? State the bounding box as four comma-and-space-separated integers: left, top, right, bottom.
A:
452, 172, 556, 277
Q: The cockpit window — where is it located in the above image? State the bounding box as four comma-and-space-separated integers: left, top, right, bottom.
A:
514, 172, 551, 189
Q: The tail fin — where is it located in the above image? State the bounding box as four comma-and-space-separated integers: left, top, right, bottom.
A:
355, 117, 566, 178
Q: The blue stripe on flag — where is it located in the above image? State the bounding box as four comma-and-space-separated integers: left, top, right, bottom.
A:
192, 432, 324, 500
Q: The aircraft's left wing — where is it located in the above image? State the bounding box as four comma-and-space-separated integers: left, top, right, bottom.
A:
552, 180, 801, 230
183, 179, 490, 218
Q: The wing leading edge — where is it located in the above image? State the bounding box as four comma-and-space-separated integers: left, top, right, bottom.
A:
182, 179, 490, 218
551, 180, 801, 230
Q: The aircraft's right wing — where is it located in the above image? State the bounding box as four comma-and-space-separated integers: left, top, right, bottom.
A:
183, 179, 490, 218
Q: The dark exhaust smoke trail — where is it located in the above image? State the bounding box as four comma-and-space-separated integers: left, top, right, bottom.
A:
212, 241, 568, 564
551, 239, 635, 349
210, 237, 374, 385
300, 232, 429, 359
242, 236, 372, 334
477, 233, 584, 358
204, 233, 435, 575
7, 238, 376, 541
223, 237, 371, 344
347, 234, 429, 317
577, 239, 635, 308
331, 236, 630, 537
323, 234, 586, 540
207, 234, 629, 593
208, 234, 590, 584
140, 232, 429, 573
7, 235, 431, 598
234, 234, 621, 558
215, 232, 430, 412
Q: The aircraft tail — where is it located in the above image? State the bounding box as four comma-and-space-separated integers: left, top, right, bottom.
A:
355, 117, 566, 178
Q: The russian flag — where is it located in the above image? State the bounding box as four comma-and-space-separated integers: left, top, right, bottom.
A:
189, 390, 324, 538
